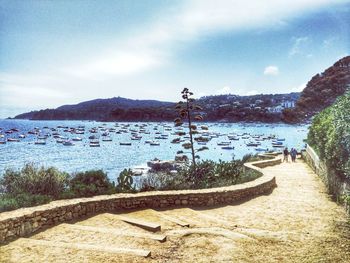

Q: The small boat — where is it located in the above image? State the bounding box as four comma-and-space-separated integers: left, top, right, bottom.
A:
217, 142, 231, 146
35, 140, 46, 145
63, 140, 74, 146
72, 137, 83, 141
150, 141, 160, 146
7, 138, 20, 142
272, 144, 284, 148
120, 142, 132, 146
246, 142, 260, 147
221, 146, 234, 150
102, 137, 112, 142
255, 147, 268, 151
19, 134, 26, 138
145, 140, 152, 144
0, 140, 6, 144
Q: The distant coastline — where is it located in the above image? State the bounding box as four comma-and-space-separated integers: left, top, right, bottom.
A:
12, 92, 301, 123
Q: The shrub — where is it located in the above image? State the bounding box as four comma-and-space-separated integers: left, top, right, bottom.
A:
139, 172, 186, 191
0, 163, 69, 198
0, 195, 19, 212
308, 91, 350, 178
0, 193, 52, 212
116, 169, 135, 193
69, 170, 115, 197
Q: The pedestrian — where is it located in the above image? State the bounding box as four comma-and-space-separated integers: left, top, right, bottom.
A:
283, 147, 289, 162
291, 148, 297, 162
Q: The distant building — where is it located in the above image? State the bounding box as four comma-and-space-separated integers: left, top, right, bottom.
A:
281, 101, 295, 108
267, 105, 284, 113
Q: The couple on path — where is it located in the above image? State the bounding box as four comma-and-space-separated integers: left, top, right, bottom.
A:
283, 147, 297, 162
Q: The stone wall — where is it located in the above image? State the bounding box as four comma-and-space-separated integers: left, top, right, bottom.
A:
0, 156, 280, 244
303, 145, 350, 214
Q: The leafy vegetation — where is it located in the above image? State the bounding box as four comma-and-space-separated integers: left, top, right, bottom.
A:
0, 165, 116, 212
69, 170, 115, 197
0, 163, 69, 198
139, 154, 261, 191
307, 91, 350, 179
116, 169, 135, 192
0, 154, 262, 212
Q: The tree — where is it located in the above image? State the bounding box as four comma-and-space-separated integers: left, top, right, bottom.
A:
174, 88, 208, 170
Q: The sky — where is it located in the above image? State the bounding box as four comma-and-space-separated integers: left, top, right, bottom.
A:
0, 0, 349, 118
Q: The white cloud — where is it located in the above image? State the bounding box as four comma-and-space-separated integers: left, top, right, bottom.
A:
264, 66, 279, 76
0, 73, 69, 109
245, 90, 259, 96
65, 0, 345, 78
323, 37, 336, 48
216, 86, 232, 95
292, 82, 307, 92
289, 36, 309, 57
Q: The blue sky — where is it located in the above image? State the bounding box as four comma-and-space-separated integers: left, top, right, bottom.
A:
0, 0, 349, 117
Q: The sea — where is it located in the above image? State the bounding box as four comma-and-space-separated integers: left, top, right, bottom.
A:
0, 119, 308, 181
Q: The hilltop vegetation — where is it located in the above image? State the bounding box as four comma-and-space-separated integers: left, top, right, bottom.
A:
284, 56, 350, 122
14, 93, 299, 122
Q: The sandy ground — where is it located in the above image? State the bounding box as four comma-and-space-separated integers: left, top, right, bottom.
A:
1, 158, 349, 262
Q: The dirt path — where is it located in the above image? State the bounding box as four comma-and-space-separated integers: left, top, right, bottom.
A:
1, 158, 349, 262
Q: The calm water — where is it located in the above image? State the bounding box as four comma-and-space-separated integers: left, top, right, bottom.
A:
0, 119, 308, 181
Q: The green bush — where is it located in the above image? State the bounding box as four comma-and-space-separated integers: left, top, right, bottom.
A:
0, 163, 69, 198
308, 91, 350, 178
0, 193, 52, 212
69, 170, 115, 197
0, 195, 19, 212
116, 169, 136, 193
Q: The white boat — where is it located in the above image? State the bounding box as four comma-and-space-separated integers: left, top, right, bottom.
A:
7, 138, 20, 142
150, 141, 160, 146
246, 142, 260, 147
72, 137, 83, 141
35, 140, 46, 145
255, 147, 268, 151
221, 146, 234, 150
102, 137, 112, 142
217, 141, 231, 146
63, 140, 74, 146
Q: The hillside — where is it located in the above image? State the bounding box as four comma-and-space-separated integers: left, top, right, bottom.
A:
14, 97, 174, 121
283, 56, 350, 122
14, 93, 300, 122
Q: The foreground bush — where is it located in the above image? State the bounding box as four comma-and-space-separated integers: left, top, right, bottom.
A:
0, 163, 69, 198
139, 155, 261, 191
69, 170, 115, 197
308, 91, 350, 178
0, 193, 52, 212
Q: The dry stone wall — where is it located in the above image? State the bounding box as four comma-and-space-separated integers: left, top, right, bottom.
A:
0, 156, 280, 244
303, 145, 350, 214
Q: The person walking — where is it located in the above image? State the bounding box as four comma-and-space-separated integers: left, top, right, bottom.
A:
291, 148, 297, 162
283, 147, 289, 162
